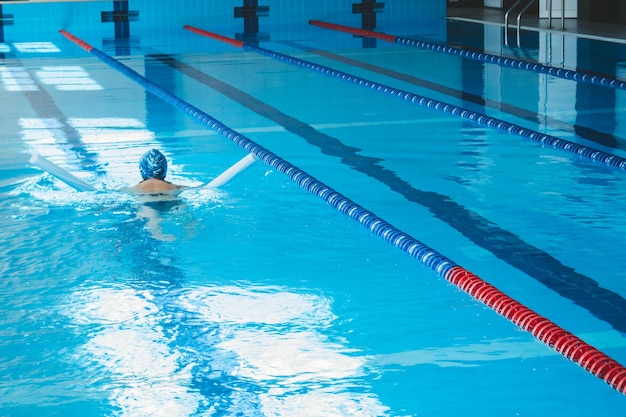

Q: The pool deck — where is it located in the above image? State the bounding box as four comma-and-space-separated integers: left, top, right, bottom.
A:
448, 7, 626, 45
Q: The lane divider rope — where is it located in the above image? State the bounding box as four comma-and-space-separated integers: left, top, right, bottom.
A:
60, 29, 626, 395
183, 25, 626, 173
308, 19, 626, 91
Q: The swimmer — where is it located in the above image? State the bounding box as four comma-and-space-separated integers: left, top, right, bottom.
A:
31, 148, 255, 240
126, 149, 188, 241
129, 149, 185, 194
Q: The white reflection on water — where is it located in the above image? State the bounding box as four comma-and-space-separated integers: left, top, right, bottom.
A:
67, 287, 205, 417
218, 329, 363, 383
65, 285, 390, 417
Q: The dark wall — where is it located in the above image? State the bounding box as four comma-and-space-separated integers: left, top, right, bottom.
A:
578, 0, 626, 24
447, 0, 483, 7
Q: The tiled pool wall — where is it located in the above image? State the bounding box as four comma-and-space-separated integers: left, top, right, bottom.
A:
0, 0, 447, 48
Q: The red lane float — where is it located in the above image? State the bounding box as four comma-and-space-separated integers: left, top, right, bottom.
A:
447, 266, 626, 394
183, 25, 245, 48
59, 29, 93, 52
309, 19, 396, 43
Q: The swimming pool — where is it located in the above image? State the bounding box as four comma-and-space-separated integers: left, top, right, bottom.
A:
1, 2, 626, 416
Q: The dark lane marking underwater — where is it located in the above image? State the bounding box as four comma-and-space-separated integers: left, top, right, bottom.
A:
149, 53, 626, 333
4, 59, 102, 171
280, 41, 625, 151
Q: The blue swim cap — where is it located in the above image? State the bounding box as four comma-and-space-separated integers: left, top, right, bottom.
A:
139, 149, 168, 180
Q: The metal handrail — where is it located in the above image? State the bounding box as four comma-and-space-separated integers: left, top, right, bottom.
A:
504, 0, 526, 31
516, 0, 538, 46
504, 0, 527, 45
504, 0, 538, 46
548, 0, 567, 30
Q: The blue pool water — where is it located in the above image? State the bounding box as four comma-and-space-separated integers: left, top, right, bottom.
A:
2, 2, 626, 416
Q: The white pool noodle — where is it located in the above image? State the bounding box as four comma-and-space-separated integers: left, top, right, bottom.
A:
29, 153, 97, 192
205, 153, 258, 188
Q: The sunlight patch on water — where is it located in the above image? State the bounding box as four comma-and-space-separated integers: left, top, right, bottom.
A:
219, 329, 363, 383
179, 285, 390, 416
177, 285, 334, 326
63, 284, 390, 416
64, 287, 206, 417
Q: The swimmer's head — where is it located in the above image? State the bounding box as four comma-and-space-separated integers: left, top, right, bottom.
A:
139, 149, 168, 180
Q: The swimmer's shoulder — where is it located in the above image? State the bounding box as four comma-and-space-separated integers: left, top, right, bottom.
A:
126, 178, 186, 194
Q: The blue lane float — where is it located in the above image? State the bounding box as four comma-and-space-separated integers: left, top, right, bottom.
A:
183, 25, 626, 173
309, 20, 626, 91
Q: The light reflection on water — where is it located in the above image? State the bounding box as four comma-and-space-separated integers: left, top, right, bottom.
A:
63, 284, 389, 416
